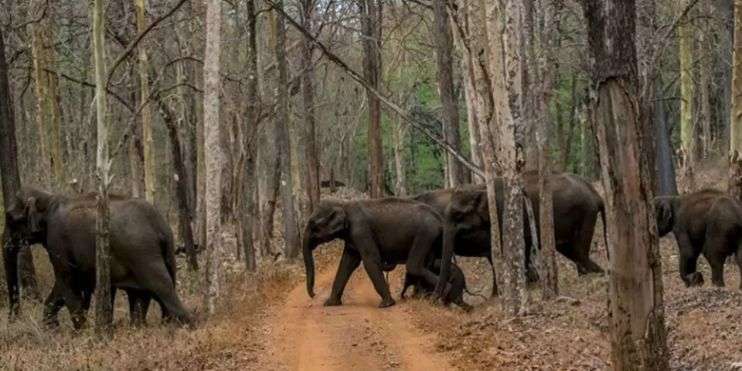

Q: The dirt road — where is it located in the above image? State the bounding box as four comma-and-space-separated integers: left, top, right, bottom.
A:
262, 268, 454, 371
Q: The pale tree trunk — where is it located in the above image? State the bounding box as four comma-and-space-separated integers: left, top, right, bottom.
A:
678, 1, 696, 192
582, 1, 670, 369
238, 0, 260, 271
273, 0, 301, 260
91, 0, 112, 338
134, 0, 156, 203
300, 0, 321, 214
486, 0, 528, 315
359, 0, 384, 198
29, 0, 63, 188
392, 107, 408, 196
535, 0, 560, 300
203, 0, 224, 315
730, 0, 742, 199
433, 0, 464, 187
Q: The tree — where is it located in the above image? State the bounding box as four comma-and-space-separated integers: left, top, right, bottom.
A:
731, 0, 742, 200
300, 0, 321, 213
581, 0, 670, 369
678, 1, 697, 192
203, 0, 224, 314
1, 25, 40, 317
433, 0, 464, 187
273, 0, 301, 260
91, 0, 113, 338
134, 0, 156, 203
359, 0, 384, 198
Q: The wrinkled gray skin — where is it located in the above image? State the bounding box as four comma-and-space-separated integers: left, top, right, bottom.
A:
417, 171, 606, 297
303, 198, 444, 308
383, 259, 471, 312
4, 188, 193, 328
655, 189, 742, 288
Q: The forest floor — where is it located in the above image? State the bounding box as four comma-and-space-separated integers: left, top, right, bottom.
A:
1, 173, 741, 370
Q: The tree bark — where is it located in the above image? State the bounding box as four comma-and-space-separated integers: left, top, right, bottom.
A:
300, 0, 321, 214
203, 0, 224, 315
92, 0, 113, 338
433, 0, 464, 187
134, 0, 156, 203
730, 0, 742, 200
29, 0, 63, 188
359, 0, 384, 198
678, 1, 696, 191
582, 1, 670, 369
273, 0, 301, 260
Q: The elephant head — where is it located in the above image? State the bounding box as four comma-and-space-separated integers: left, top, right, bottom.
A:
436, 189, 489, 296
3, 188, 53, 319
654, 196, 678, 237
302, 200, 348, 298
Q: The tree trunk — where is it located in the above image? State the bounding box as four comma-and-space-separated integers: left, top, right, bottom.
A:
134, 0, 156, 203
536, 0, 560, 300
203, 0, 224, 314
730, 0, 742, 200
433, 0, 464, 187
300, 0, 321, 214
392, 106, 408, 196
29, 0, 63, 188
582, 1, 669, 369
487, 0, 528, 315
678, 1, 696, 191
717, 0, 734, 153
359, 0, 384, 198
91, 0, 112, 338
273, 0, 301, 260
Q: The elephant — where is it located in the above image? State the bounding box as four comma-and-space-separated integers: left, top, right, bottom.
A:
417, 171, 606, 297
655, 189, 742, 288
4, 188, 193, 328
396, 260, 472, 311
302, 198, 444, 308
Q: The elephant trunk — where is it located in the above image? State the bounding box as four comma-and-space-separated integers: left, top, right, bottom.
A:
302, 226, 316, 298
2, 230, 21, 321
435, 223, 456, 297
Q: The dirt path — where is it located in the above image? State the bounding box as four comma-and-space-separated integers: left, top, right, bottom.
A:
262, 268, 454, 371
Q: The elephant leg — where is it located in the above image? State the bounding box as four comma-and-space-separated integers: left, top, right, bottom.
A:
58, 280, 87, 330
400, 273, 413, 299
407, 235, 447, 300
486, 255, 498, 297
43, 282, 65, 328
354, 242, 395, 308
127, 289, 150, 326
572, 214, 603, 275
676, 232, 703, 286
324, 247, 361, 306
134, 268, 192, 326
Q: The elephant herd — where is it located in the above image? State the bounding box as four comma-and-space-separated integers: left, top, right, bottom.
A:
304, 171, 742, 310
3, 172, 740, 330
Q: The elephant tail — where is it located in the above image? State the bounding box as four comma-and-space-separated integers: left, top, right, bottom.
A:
598, 201, 609, 261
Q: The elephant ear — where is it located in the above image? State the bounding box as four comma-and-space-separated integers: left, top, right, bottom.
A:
25, 197, 42, 233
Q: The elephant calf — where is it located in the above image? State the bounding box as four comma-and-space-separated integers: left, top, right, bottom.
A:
399, 260, 472, 312
303, 198, 444, 308
655, 189, 742, 288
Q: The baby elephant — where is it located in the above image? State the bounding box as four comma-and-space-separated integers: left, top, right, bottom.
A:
655, 189, 742, 288
383, 260, 472, 311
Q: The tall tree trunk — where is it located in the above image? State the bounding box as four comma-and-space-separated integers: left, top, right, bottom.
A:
717, 0, 734, 153
1, 25, 40, 315
392, 106, 408, 196
486, 0, 528, 315
273, 0, 301, 260
582, 1, 669, 369
134, 0, 156, 203
203, 0, 224, 315
678, 2, 696, 191
433, 0, 464, 187
300, 0, 321, 214
91, 0, 112, 338
730, 0, 742, 199
359, 0, 384, 198
536, 0, 560, 300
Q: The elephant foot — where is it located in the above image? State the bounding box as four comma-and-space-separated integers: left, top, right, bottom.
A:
324, 298, 342, 307
457, 302, 473, 313
685, 272, 704, 287
378, 298, 396, 308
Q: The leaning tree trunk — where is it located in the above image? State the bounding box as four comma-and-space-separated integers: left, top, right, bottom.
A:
273, 0, 301, 260
91, 0, 113, 338
582, 1, 670, 369
203, 0, 224, 315
730, 0, 742, 200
